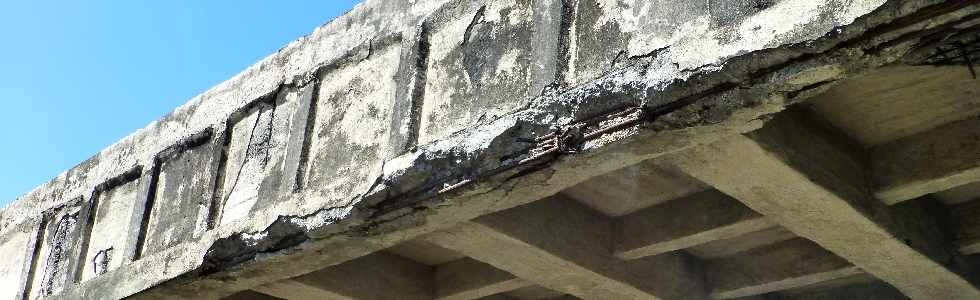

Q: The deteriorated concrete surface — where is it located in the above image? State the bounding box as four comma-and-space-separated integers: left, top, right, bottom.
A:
2, 0, 980, 299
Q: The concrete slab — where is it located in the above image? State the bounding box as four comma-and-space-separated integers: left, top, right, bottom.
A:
257, 252, 432, 300
615, 189, 773, 259
564, 159, 708, 217
387, 239, 466, 267
706, 238, 863, 299
780, 281, 907, 300
221, 290, 285, 300
935, 182, 980, 206
808, 65, 980, 146
436, 258, 531, 300
871, 117, 980, 205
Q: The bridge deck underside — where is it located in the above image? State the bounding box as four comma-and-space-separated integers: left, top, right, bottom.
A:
233, 62, 980, 300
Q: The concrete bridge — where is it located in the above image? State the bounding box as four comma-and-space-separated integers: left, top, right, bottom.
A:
2, 0, 980, 299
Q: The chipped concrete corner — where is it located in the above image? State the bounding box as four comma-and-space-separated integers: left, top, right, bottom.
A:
2, 0, 980, 299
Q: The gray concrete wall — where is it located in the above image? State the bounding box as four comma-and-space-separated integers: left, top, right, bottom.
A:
0, 0, 962, 298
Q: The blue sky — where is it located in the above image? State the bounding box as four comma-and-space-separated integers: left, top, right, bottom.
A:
0, 1, 362, 205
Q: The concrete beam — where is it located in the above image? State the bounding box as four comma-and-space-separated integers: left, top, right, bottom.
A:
435, 258, 532, 300
614, 189, 774, 259
706, 238, 862, 299
254, 252, 432, 300
687, 227, 797, 259
667, 110, 980, 299
873, 117, 980, 205
423, 196, 707, 300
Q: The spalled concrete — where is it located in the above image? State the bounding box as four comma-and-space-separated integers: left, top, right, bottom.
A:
2, 0, 979, 299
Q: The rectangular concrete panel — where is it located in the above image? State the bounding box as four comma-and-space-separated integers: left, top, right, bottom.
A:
302, 40, 403, 205
566, 0, 884, 88
217, 87, 309, 226
80, 176, 142, 282
29, 203, 83, 300
418, 0, 558, 144
0, 0, 973, 298
0, 220, 39, 300
143, 136, 219, 256
569, 0, 709, 85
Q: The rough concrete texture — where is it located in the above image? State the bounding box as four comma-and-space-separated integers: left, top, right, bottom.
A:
0, 0, 977, 299
142, 132, 221, 256
0, 220, 39, 300
29, 202, 84, 300
80, 171, 142, 281
419, 0, 560, 144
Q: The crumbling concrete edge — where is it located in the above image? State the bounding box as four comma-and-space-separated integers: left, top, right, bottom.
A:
40, 1, 980, 299
0, 0, 442, 236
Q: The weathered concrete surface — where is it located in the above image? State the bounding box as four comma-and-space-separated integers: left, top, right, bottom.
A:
1, 0, 978, 299
615, 189, 773, 260
301, 37, 404, 210
807, 65, 980, 146
79, 171, 143, 281
386, 239, 465, 266
871, 117, 980, 205
564, 159, 708, 217
564, 0, 888, 86
687, 226, 798, 260
215, 87, 311, 227
666, 110, 980, 299
143, 133, 221, 257
255, 252, 432, 300
705, 238, 863, 299
434, 258, 531, 300
422, 196, 707, 300
0, 220, 39, 300
419, 0, 561, 144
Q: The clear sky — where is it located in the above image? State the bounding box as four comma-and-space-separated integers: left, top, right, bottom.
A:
0, 1, 363, 205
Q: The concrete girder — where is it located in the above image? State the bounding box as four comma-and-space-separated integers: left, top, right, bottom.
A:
667, 110, 980, 299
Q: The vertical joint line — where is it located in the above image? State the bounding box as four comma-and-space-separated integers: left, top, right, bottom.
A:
132, 160, 162, 260
206, 123, 233, 230
70, 190, 101, 283
294, 80, 322, 193
20, 217, 48, 300
554, 0, 576, 87
404, 22, 432, 151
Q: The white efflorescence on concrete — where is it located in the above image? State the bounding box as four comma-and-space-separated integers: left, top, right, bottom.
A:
0, 0, 973, 299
